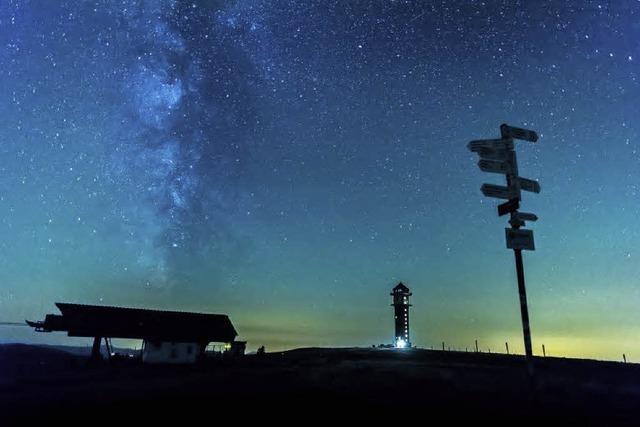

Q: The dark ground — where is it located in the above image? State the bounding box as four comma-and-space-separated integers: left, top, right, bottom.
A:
1, 344, 639, 424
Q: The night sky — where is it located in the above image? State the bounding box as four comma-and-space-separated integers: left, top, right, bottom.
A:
1, 1, 640, 360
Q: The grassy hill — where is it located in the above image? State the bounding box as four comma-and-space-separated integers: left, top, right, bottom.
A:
1, 345, 639, 423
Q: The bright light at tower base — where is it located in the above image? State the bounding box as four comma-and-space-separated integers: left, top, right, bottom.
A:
395, 338, 407, 349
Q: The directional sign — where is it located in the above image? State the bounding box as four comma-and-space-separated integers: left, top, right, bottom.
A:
468, 138, 514, 153
481, 184, 518, 200
474, 147, 510, 161
505, 228, 535, 251
518, 177, 541, 193
513, 212, 538, 222
478, 159, 514, 174
500, 124, 538, 142
498, 198, 519, 216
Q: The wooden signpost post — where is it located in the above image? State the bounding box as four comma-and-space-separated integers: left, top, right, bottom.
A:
468, 123, 540, 376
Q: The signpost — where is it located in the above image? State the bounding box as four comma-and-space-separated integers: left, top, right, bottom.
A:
468, 123, 540, 375
513, 212, 538, 223
505, 228, 535, 251
497, 198, 519, 216
500, 123, 538, 142
478, 159, 514, 174
518, 177, 541, 194
480, 183, 518, 200
468, 137, 514, 152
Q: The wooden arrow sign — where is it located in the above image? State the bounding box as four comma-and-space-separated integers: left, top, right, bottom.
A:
518, 177, 541, 193
481, 184, 518, 199
478, 159, 514, 174
468, 138, 514, 153
513, 212, 538, 222
498, 198, 520, 216
476, 147, 510, 161
500, 124, 538, 142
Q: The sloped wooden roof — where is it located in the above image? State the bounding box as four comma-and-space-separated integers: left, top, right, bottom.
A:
29, 302, 237, 343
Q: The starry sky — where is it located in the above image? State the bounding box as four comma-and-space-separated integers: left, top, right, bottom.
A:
1, 0, 640, 360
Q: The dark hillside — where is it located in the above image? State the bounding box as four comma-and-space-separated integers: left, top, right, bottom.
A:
1, 345, 639, 423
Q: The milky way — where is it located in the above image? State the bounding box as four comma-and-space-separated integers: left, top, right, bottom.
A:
119, 1, 250, 288
1, 1, 640, 359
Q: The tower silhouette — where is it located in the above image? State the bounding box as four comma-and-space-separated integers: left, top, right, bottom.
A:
391, 282, 412, 348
